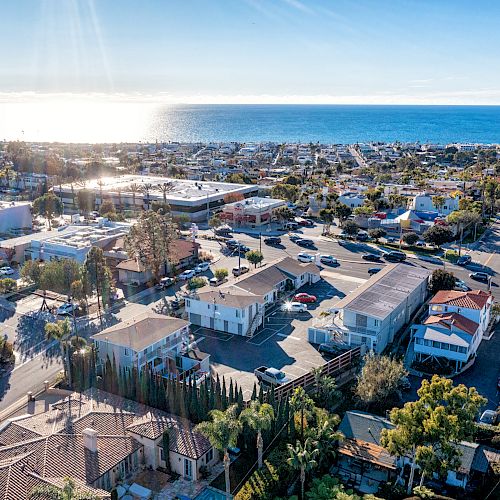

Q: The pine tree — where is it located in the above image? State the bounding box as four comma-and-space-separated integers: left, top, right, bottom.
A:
221, 377, 228, 410
237, 387, 244, 412
215, 375, 222, 410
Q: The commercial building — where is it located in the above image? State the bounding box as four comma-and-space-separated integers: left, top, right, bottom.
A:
410, 290, 494, 373
0, 201, 32, 235
309, 264, 430, 352
410, 192, 459, 216
92, 312, 209, 383
0, 389, 217, 499
54, 175, 258, 222
219, 196, 286, 228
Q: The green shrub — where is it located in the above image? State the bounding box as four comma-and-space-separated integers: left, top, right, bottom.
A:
0, 278, 17, 294
235, 443, 293, 500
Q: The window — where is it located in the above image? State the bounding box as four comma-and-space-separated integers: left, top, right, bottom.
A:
124, 348, 129, 356
186, 299, 190, 307
374, 319, 379, 327
236, 310, 240, 318
458, 346, 467, 354
432, 341, 441, 349
160, 447, 165, 461
450, 344, 458, 352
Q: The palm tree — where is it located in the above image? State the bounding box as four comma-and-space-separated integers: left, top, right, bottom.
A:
140, 182, 153, 210
195, 404, 242, 498
290, 387, 314, 443
45, 319, 73, 388
311, 416, 343, 472
287, 438, 318, 500
30, 476, 98, 499
129, 183, 140, 212
240, 400, 274, 468
158, 181, 174, 205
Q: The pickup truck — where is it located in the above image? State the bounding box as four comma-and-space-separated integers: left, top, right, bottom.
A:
254, 366, 290, 386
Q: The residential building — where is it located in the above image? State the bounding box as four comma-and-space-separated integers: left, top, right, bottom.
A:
410, 290, 494, 373
309, 264, 430, 352
337, 410, 500, 494
338, 192, 366, 208
219, 196, 286, 228
54, 175, 258, 222
410, 192, 459, 215
0, 201, 32, 235
91, 312, 209, 383
0, 389, 217, 499
186, 256, 320, 337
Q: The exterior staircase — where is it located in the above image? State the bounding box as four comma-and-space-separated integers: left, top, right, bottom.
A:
246, 308, 264, 338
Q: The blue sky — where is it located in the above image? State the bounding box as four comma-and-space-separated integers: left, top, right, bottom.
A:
1, 0, 500, 104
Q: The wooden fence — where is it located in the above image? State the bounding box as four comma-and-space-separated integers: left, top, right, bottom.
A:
274, 346, 363, 401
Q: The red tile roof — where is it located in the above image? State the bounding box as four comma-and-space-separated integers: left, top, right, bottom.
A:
429, 290, 492, 310
424, 313, 479, 336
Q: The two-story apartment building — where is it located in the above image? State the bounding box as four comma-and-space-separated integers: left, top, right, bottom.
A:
309, 264, 430, 352
410, 290, 493, 373
91, 312, 209, 382
186, 256, 320, 338
410, 192, 459, 215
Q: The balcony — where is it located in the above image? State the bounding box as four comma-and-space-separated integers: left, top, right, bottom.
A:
312, 315, 377, 337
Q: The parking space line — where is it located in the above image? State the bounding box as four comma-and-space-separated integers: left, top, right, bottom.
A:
276, 333, 301, 341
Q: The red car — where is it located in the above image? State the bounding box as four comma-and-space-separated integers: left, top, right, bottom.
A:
293, 293, 317, 303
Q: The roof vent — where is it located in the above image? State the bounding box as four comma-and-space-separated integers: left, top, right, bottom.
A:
82, 428, 98, 453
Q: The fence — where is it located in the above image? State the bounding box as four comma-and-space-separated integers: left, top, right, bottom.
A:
274, 346, 363, 401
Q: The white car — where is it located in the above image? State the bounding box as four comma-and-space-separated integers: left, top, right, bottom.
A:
281, 301, 307, 313
320, 255, 338, 265
0, 267, 14, 276
194, 262, 210, 274
155, 277, 174, 290
57, 303, 76, 315
297, 252, 314, 263
178, 269, 195, 280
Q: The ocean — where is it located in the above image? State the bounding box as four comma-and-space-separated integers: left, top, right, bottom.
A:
1, 102, 499, 144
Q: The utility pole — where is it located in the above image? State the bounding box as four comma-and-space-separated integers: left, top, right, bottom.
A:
238, 242, 241, 270
458, 224, 464, 257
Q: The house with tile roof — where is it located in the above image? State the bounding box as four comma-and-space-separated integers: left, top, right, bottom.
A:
0, 389, 217, 499
336, 410, 500, 494
91, 313, 210, 383
410, 290, 494, 373
185, 256, 320, 337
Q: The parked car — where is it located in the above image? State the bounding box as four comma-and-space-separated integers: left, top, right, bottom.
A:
416, 240, 426, 247
318, 343, 341, 357
284, 222, 299, 230
298, 219, 314, 227
399, 376, 411, 391
264, 236, 281, 245
457, 255, 472, 266
356, 231, 369, 241
171, 297, 185, 310
290, 234, 303, 243
293, 293, 317, 303
57, 303, 76, 315
368, 267, 382, 275
479, 410, 498, 425
281, 301, 307, 313
454, 279, 470, 292
214, 225, 232, 236
110, 289, 125, 302
297, 252, 315, 263
194, 262, 210, 274
236, 244, 250, 253
254, 366, 290, 386
155, 277, 175, 290
178, 269, 195, 280
232, 265, 250, 277
469, 272, 490, 283
384, 250, 406, 262
297, 238, 315, 248
320, 255, 338, 265
226, 239, 240, 248
362, 253, 381, 262
0, 267, 14, 276
386, 236, 396, 243
209, 277, 226, 286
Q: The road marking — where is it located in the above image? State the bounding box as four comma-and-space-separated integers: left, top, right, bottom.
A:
320, 270, 367, 284
276, 333, 301, 341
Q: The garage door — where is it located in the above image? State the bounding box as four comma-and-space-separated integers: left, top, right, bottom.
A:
189, 313, 202, 326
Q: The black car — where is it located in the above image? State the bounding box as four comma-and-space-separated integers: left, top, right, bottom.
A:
297, 238, 315, 247
362, 253, 381, 262
289, 234, 302, 243
226, 239, 239, 248
237, 244, 251, 253
457, 255, 472, 266
384, 250, 406, 262
368, 267, 382, 275
264, 236, 281, 245
469, 272, 490, 283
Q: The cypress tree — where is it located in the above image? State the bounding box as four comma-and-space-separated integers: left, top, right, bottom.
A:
269, 385, 276, 410
215, 374, 222, 410
251, 382, 257, 401
228, 379, 234, 405
208, 377, 215, 411
237, 387, 244, 411
258, 384, 264, 404
201, 379, 209, 420
221, 377, 228, 410
167, 378, 175, 413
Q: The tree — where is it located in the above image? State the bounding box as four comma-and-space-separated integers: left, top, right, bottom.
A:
76, 189, 95, 215
240, 400, 275, 468
381, 375, 486, 494
423, 225, 454, 247
305, 475, 361, 500
162, 430, 171, 473
310, 416, 343, 472
29, 476, 99, 500
332, 203, 351, 224
272, 183, 300, 202
188, 276, 207, 290
124, 210, 177, 282
0, 278, 17, 294
287, 438, 318, 500
84, 247, 111, 325
353, 205, 373, 216
274, 205, 295, 223
368, 228, 386, 242
429, 269, 456, 294
388, 194, 408, 210
209, 214, 222, 232
290, 387, 315, 443
33, 192, 63, 230
447, 210, 481, 228
319, 208, 335, 235
45, 319, 73, 388
20, 260, 43, 287
432, 196, 446, 213
99, 198, 116, 217
312, 372, 342, 411
214, 268, 229, 281
355, 353, 407, 408
342, 220, 359, 236
158, 181, 174, 205
402, 232, 419, 246
195, 405, 242, 498
245, 250, 264, 268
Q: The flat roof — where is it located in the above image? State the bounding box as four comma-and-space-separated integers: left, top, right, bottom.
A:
224, 196, 286, 210
334, 263, 430, 320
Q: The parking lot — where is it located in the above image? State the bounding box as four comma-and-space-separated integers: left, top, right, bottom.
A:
190, 275, 360, 398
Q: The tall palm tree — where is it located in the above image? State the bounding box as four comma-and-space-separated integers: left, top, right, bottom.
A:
45, 319, 73, 388
140, 183, 153, 210
290, 387, 315, 443
158, 181, 174, 205
240, 400, 274, 468
129, 183, 140, 212
311, 416, 343, 472
195, 404, 242, 498
287, 438, 318, 500
30, 476, 98, 499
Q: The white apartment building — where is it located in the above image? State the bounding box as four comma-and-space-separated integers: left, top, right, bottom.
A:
309, 264, 430, 352
0, 201, 32, 234
186, 257, 320, 338
338, 192, 366, 208
410, 192, 459, 215
92, 312, 210, 382
411, 290, 494, 373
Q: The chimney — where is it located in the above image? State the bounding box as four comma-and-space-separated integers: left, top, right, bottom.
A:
82, 428, 98, 453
